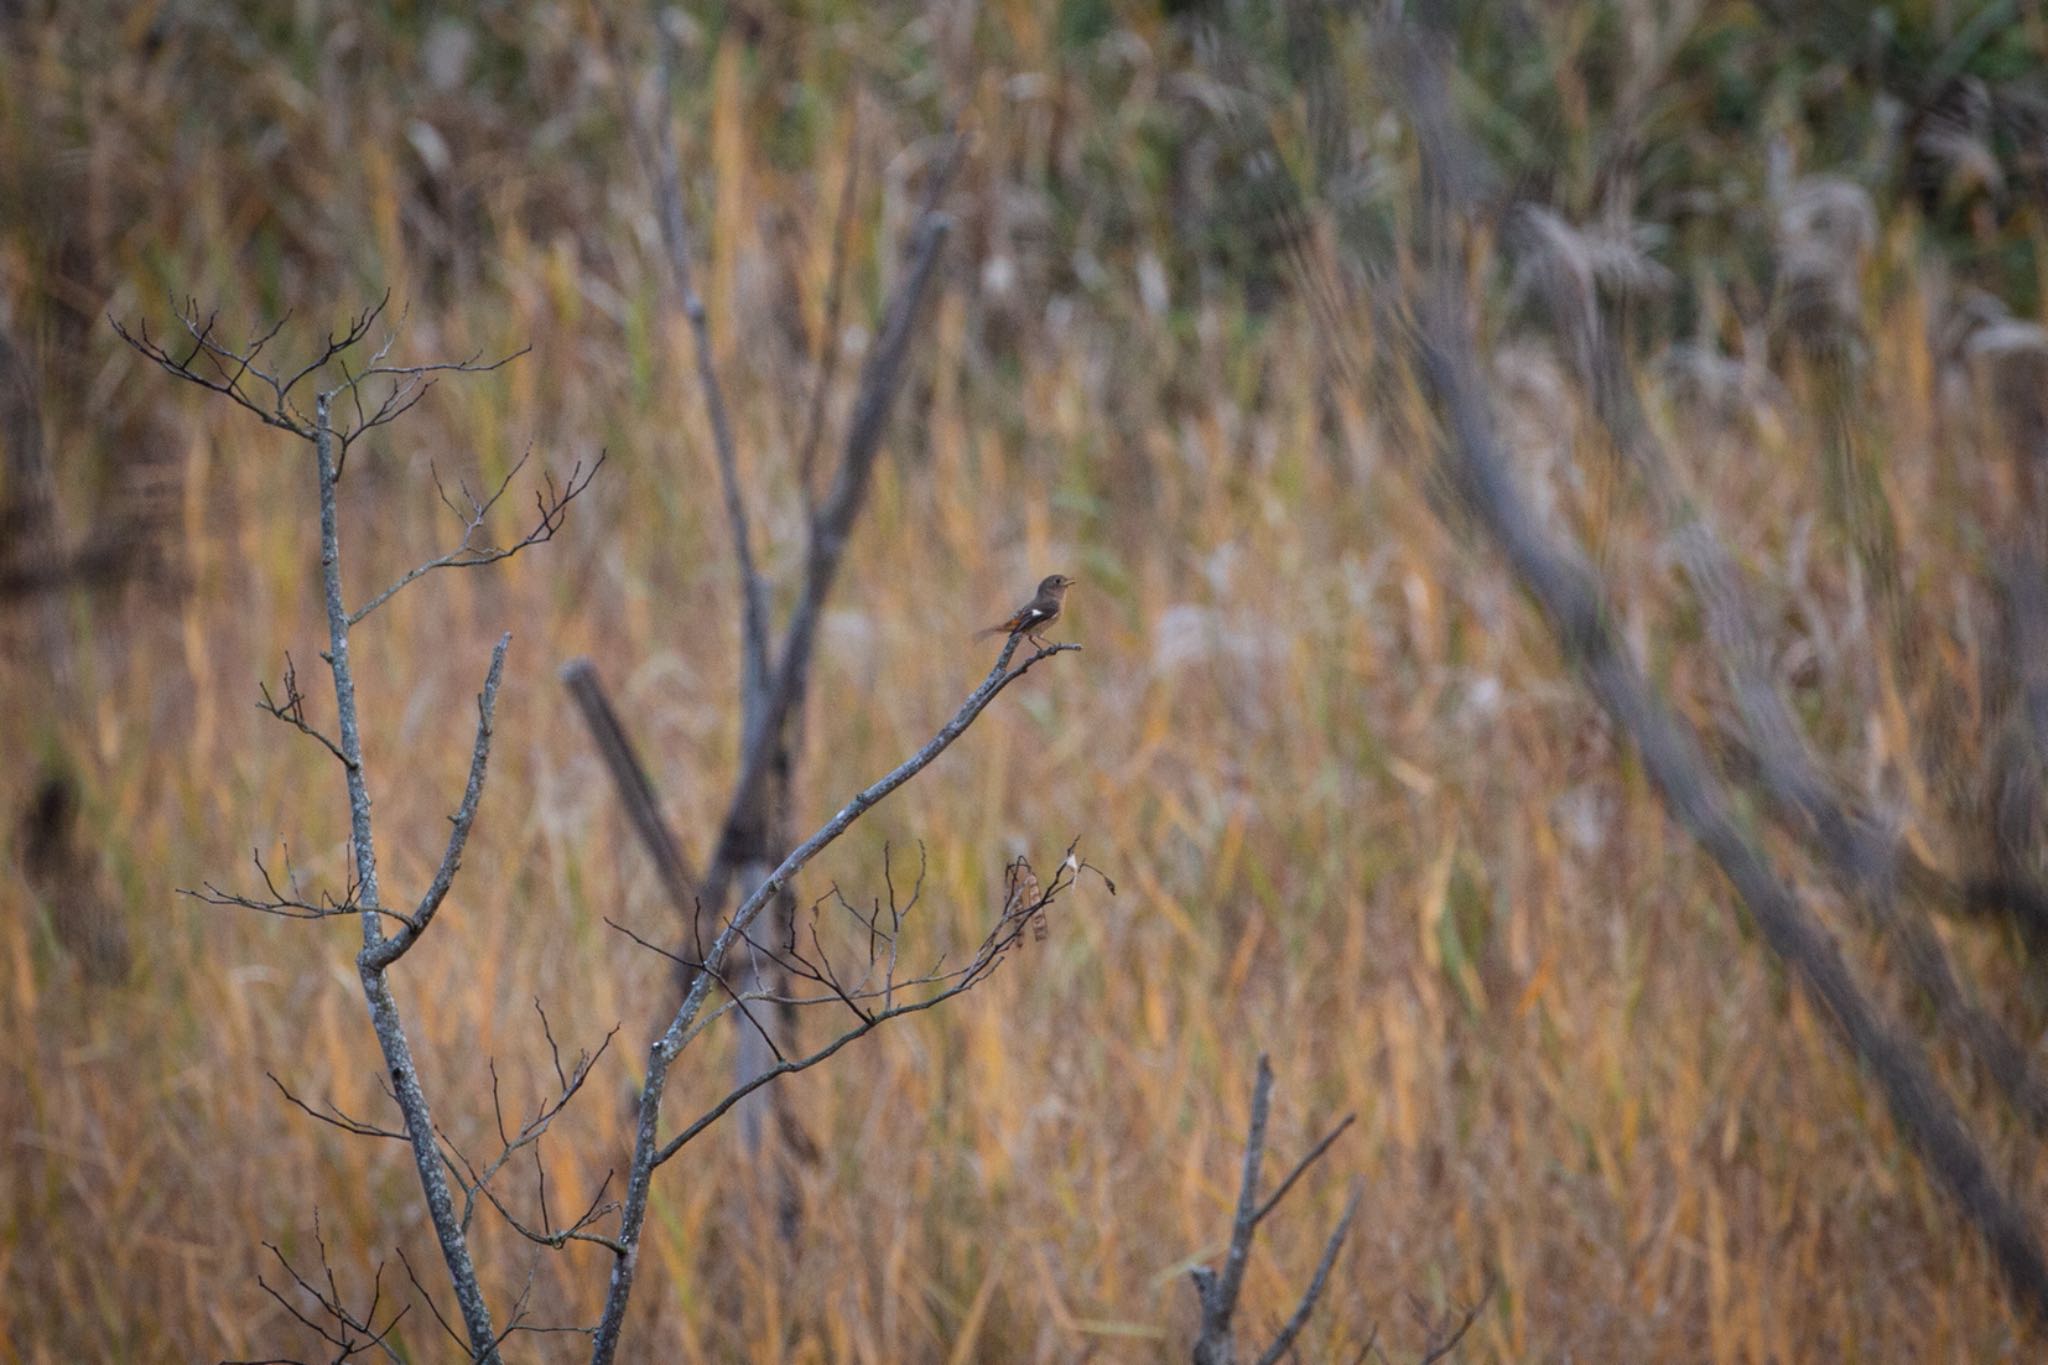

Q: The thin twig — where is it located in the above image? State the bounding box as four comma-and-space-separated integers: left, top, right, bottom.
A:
267, 1072, 409, 1142
1413, 1274, 1495, 1365
348, 458, 602, 628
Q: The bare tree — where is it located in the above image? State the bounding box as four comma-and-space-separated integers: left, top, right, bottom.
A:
1374, 17, 2048, 1322
569, 5, 964, 1188
123, 277, 1091, 1359
120, 296, 593, 1363
1188, 1056, 1486, 1365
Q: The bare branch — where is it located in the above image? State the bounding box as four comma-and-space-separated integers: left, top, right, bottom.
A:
1256, 1180, 1363, 1365
536, 998, 570, 1093
1388, 16, 2048, 1321
1254, 1114, 1357, 1228
360, 634, 511, 972
347, 456, 603, 628
129, 294, 554, 1364
640, 16, 771, 698
277, 294, 393, 401
795, 109, 864, 501
1412, 1274, 1495, 1365
256, 654, 352, 769
110, 305, 311, 439
560, 659, 700, 911
699, 147, 961, 911
1193, 1055, 1276, 1362
1518, 199, 2048, 1135
395, 1246, 469, 1357
653, 929, 1021, 1165
267, 1072, 409, 1143
254, 1217, 408, 1365
332, 344, 530, 464
603, 916, 697, 973
589, 633, 1081, 1363
309, 372, 491, 1356
606, 912, 998, 1016
718, 949, 795, 1059
1193, 1057, 1360, 1365
447, 1021, 621, 1239
467, 1167, 627, 1259
181, 847, 394, 928
602, 833, 1090, 1174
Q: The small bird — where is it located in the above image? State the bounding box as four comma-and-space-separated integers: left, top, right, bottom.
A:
977, 573, 1075, 648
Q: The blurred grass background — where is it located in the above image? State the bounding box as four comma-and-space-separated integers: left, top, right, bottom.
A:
6, 0, 2048, 1359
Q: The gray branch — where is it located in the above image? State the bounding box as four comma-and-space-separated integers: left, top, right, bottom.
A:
360, 633, 510, 972
308, 392, 504, 1359
1191, 1055, 1360, 1365
1192, 1058, 1276, 1364
588, 633, 1079, 1364
125, 297, 573, 1364
641, 12, 771, 701
1391, 19, 2048, 1320
559, 658, 700, 912
309, 396, 389, 948
698, 164, 959, 915
1256, 1180, 1363, 1365
1517, 205, 2048, 1135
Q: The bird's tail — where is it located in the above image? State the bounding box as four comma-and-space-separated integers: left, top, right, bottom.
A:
972, 623, 1014, 640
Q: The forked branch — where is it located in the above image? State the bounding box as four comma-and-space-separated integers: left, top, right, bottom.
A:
620, 840, 1101, 1165
256, 653, 351, 768
1190, 1055, 1360, 1365
236, 1212, 408, 1365
699, 144, 962, 916
183, 845, 379, 927
437, 1005, 624, 1255
588, 632, 1081, 1364
640, 12, 771, 696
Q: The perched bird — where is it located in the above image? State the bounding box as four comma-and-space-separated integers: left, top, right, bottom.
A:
977, 574, 1075, 648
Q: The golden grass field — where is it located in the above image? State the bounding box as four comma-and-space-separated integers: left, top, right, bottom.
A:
7, 3, 2048, 1361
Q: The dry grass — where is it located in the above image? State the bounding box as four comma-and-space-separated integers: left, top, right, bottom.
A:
5, 4, 2048, 1361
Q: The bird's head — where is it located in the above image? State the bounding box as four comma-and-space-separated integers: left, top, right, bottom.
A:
1039, 573, 1076, 599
